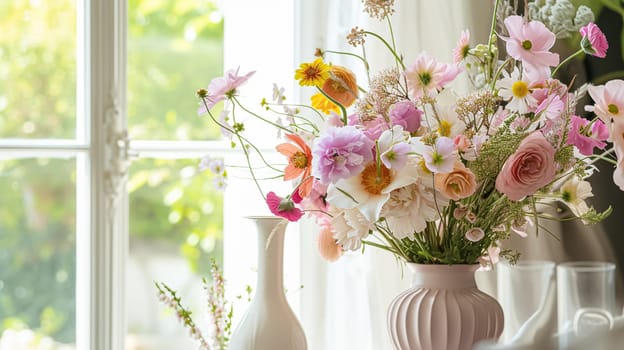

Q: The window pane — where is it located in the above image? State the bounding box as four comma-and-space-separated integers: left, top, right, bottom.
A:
0, 158, 76, 347
127, 0, 223, 141
0, 1, 77, 139
126, 158, 223, 349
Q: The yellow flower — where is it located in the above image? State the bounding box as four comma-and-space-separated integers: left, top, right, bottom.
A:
295, 58, 330, 86
311, 93, 340, 114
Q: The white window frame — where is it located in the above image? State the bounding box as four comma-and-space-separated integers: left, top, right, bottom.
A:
0, 1, 309, 349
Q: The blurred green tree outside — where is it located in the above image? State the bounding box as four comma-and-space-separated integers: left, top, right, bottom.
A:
0, 0, 224, 344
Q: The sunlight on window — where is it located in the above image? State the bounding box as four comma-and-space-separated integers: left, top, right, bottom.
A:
0, 158, 77, 348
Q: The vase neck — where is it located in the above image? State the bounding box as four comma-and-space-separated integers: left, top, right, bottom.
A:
408, 264, 479, 289
252, 217, 288, 297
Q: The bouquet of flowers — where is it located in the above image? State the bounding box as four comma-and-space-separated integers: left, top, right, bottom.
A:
197, 0, 621, 266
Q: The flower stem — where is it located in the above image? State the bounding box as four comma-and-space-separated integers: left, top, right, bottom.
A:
315, 86, 349, 125
551, 48, 584, 78
363, 30, 405, 70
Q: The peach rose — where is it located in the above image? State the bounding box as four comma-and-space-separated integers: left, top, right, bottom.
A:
434, 161, 477, 200
495, 131, 557, 201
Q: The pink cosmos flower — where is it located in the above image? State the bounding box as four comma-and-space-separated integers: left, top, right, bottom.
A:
611, 121, 624, 190
453, 29, 470, 63
580, 22, 608, 58
566, 115, 608, 156
389, 100, 422, 133
422, 136, 456, 173
535, 94, 565, 133
404, 52, 461, 99
586, 80, 624, 127
536, 94, 564, 122
266, 191, 304, 222
495, 131, 557, 201
502, 15, 559, 80
198, 67, 256, 114
312, 126, 374, 184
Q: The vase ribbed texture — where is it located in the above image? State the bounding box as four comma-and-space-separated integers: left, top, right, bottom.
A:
388, 264, 503, 350
227, 216, 307, 350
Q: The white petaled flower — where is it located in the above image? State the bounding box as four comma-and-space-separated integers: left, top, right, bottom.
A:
330, 208, 375, 251
218, 109, 234, 139
425, 91, 466, 138
326, 158, 418, 223
465, 227, 485, 242
560, 176, 593, 217
497, 68, 537, 114
381, 169, 449, 239
377, 125, 412, 171
272, 83, 286, 104
213, 176, 227, 191
208, 158, 226, 176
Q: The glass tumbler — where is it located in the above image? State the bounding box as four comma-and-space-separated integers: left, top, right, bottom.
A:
557, 261, 617, 346
497, 260, 556, 343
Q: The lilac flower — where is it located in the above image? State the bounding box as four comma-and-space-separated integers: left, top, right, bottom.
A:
312, 126, 374, 184
389, 100, 422, 133
422, 137, 456, 174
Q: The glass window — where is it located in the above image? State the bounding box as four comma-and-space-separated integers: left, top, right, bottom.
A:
127, 0, 224, 141
126, 1, 226, 348
0, 158, 77, 347
0, 1, 77, 139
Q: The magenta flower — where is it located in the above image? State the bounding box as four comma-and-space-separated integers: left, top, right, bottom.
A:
580, 22, 608, 58
389, 100, 422, 133
567, 115, 609, 156
266, 191, 304, 222
404, 52, 461, 99
312, 126, 374, 184
198, 67, 255, 114
422, 136, 456, 174
502, 15, 559, 80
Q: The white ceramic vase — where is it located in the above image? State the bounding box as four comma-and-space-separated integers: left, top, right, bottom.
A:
387, 263, 504, 350
227, 216, 307, 350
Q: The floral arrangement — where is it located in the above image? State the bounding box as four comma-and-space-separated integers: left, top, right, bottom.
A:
197, 0, 621, 265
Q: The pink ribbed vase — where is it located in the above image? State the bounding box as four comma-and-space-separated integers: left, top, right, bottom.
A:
387, 264, 503, 350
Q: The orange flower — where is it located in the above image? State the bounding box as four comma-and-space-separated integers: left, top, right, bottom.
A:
434, 161, 477, 200
321, 65, 359, 107
310, 92, 340, 114
276, 133, 313, 197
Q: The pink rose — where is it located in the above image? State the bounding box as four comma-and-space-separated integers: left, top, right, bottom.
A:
495, 131, 557, 201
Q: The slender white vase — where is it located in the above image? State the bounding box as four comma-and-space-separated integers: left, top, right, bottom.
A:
387, 263, 504, 350
227, 216, 307, 350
